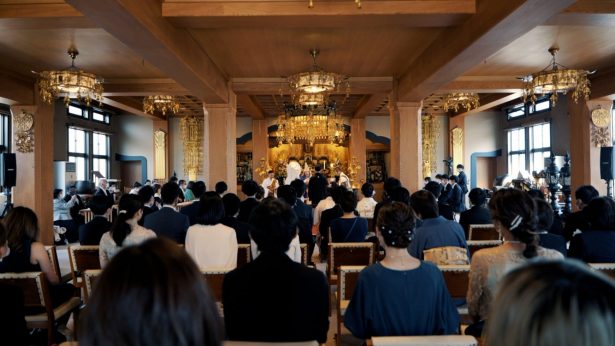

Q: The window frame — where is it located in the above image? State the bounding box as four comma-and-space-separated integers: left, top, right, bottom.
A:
507, 122, 552, 176
505, 95, 552, 120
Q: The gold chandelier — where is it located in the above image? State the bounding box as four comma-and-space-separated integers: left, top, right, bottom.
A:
442, 92, 480, 112
37, 48, 103, 106
522, 48, 593, 106
276, 103, 347, 146
143, 95, 181, 116
288, 49, 347, 100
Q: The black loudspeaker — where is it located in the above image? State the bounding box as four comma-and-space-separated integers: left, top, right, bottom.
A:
0, 153, 16, 188
600, 146, 615, 180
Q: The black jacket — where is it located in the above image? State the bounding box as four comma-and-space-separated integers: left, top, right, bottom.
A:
308, 173, 328, 206
144, 207, 190, 244
180, 201, 201, 226
568, 230, 615, 262
449, 184, 466, 213
564, 210, 591, 241
221, 216, 251, 244
293, 201, 314, 244
79, 216, 112, 245
459, 206, 492, 239
458, 171, 468, 194
238, 198, 260, 223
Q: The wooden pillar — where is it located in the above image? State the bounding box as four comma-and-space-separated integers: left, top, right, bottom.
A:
569, 96, 611, 198
349, 118, 367, 187
252, 119, 269, 182
390, 101, 423, 192
153, 119, 169, 180
10, 96, 54, 245
203, 92, 237, 193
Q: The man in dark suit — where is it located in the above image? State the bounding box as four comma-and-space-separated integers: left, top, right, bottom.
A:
278, 184, 314, 261
238, 180, 260, 222
439, 174, 452, 205
180, 181, 206, 225
137, 185, 157, 226
144, 182, 190, 244
223, 199, 329, 343
448, 175, 466, 214
563, 185, 599, 241
94, 178, 115, 208
459, 188, 492, 239
308, 165, 328, 207
221, 193, 251, 244
457, 164, 468, 209
79, 195, 112, 245
424, 181, 454, 221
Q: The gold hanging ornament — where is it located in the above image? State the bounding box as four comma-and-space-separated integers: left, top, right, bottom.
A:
14, 110, 35, 153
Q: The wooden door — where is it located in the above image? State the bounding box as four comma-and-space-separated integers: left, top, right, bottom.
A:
120, 161, 142, 191
476, 157, 497, 189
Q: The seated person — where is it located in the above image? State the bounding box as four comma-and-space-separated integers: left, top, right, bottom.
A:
535, 199, 567, 256
344, 202, 459, 338
408, 190, 468, 261
79, 195, 112, 245
357, 182, 377, 218
137, 185, 158, 226
330, 190, 368, 242
276, 185, 311, 262
569, 197, 615, 262
185, 192, 238, 270
80, 238, 223, 346
318, 186, 345, 261
564, 185, 599, 241
215, 181, 228, 197
486, 260, 615, 346
223, 199, 329, 343
424, 181, 454, 221
0, 221, 28, 345
183, 181, 196, 202
459, 188, 492, 239
237, 180, 260, 222
144, 182, 190, 244
99, 194, 156, 268
220, 193, 251, 244
181, 181, 206, 225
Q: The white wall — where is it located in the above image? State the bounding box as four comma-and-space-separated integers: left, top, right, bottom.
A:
236, 117, 253, 138
434, 115, 450, 175
116, 115, 154, 179
464, 111, 501, 187
365, 116, 390, 138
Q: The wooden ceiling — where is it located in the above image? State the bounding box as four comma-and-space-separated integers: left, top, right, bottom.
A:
1, 0, 615, 119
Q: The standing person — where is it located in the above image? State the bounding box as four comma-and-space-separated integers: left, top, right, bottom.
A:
144, 182, 190, 244
457, 164, 468, 208
335, 166, 351, 190
94, 178, 115, 208
439, 174, 452, 205
308, 165, 328, 207
261, 170, 278, 198
53, 188, 79, 243
448, 175, 466, 214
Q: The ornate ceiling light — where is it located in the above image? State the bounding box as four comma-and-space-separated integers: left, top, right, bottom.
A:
287, 49, 348, 98
37, 47, 104, 106
442, 92, 480, 112
522, 47, 593, 106
143, 95, 181, 116
276, 103, 347, 146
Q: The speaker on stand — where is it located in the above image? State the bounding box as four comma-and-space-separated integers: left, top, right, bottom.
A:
0, 151, 16, 218
600, 146, 615, 198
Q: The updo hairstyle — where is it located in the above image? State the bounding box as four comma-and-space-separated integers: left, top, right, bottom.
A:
376, 202, 416, 248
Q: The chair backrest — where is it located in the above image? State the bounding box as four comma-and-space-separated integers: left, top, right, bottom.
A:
68, 245, 101, 284
237, 244, 251, 268
467, 240, 502, 258
423, 246, 469, 266
224, 341, 318, 346
202, 270, 230, 302
83, 269, 102, 303
0, 272, 50, 312
371, 335, 477, 346
328, 242, 375, 280
468, 224, 500, 240
438, 264, 470, 300
589, 263, 615, 281
80, 208, 94, 223
44, 245, 62, 281
338, 266, 364, 302
300, 243, 308, 265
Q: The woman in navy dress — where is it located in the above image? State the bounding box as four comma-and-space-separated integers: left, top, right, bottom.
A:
329, 190, 368, 243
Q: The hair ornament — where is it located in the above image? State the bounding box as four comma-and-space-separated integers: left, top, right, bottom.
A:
118, 210, 127, 215
509, 215, 523, 231
391, 241, 395, 245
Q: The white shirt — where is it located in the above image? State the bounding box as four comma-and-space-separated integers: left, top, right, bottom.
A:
250, 234, 302, 263
314, 196, 336, 226
339, 172, 351, 189
185, 223, 238, 271
261, 177, 278, 198
99, 225, 156, 268
357, 196, 378, 218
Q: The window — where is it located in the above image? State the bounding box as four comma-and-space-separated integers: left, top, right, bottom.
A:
506, 96, 551, 120
507, 123, 551, 176
68, 105, 87, 119
68, 128, 88, 180
0, 109, 10, 152
92, 110, 110, 124
506, 103, 525, 120
92, 132, 110, 177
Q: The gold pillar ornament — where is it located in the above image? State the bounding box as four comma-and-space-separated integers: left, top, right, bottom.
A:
591, 107, 611, 147
451, 127, 464, 170
14, 110, 35, 153
254, 157, 270, 179
348, 156, 362, 189
421, 115, 440, 178
154, 130, 167, 180
180, 114, 203, 181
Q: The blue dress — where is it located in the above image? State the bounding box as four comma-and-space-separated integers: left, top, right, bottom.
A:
330, 217, 368, 242
344, 261, 459, 339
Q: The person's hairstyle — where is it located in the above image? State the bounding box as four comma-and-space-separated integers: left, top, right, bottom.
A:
4, 207, 39, 253
214, 181, 228, 195
169, 176, 179, 183
249, 199, 298, 253
53, 188, 63, 199
144, 179, 151, 184
330, 185, 345, 204
161, 182, 181, 205
340, 190, 358, 213
527, 188, 545, 200
435, 174, 442, 180
315, 165, 322, 172
222, 193, 241, 217
410, 190, 439, 219
241, 179, 259, 197
468, 188, 487, 206
276, 185, 297, 207
575, 185, 599, 204
132, 181, 142, 188
535, 199, 554, 232
361, 182, 374, 198
138, 185, 155, 204
424, 177, 432, 182
440, 174, 449, 181
255, 186, 265, 200
178, 179, 186, 185
197, 192, 225, 225
586, 197, 615, 231
192, 181, 206, 199
449, 175, 459, 183
290, 179, 306, 198
424, 181, 443, 198
80, 238, 223, 346
152, 183, 161, 194
111, 194, 144, 247
89, 195, 110, 216
389, 186, 411, 205
486, 260, 615, 346
489, 189, 538, 258
383, 177, 402, 196
376, 202, 416, 248
0, 220, 6, 246
267, 170, 274, 174
187, 181, 195, 190
457, 164, 464, 169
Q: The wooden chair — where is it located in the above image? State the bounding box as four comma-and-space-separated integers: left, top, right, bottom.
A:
370, 335, 477, 346
327, 242, 375, 284
336, 265, 364, 346
79, 208, 94, 223
0, 272, 81, 346
202, 269, 230, 302
68, 245, 101, 288
237, 244, 251, 268
44, 245, 62, 283
438, 264, 471, 321
82, 269, 102, 303
300, 243, 309, 265
468, 224, 500, 241
589, 263, 615, 280
467, 240, 502, 258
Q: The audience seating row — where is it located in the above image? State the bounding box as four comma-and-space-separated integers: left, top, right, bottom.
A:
467, 224, 499, 241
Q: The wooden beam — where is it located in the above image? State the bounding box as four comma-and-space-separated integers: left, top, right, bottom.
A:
0, 3, 82, 18
236, 94, 265, 119
231, 77, 393, 95
102, 96, 161, 120
589, 66, 615, 100
565, 0, 615, 13
103, 78, 188, 96
353, 93, 387, 118
0, 71, 34, 105
439, 76, 523, 93
162, 0, 476, 17
397, 0, 575, 102
66, 0, 229, 103
452, 92, 522, 118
